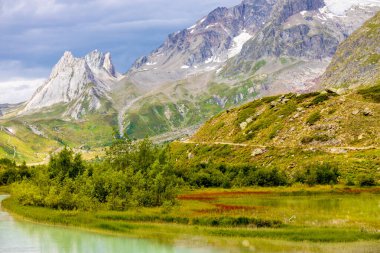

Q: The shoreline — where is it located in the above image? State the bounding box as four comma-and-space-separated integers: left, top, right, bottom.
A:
3, 202, 380, 253
2, 187, 380, 252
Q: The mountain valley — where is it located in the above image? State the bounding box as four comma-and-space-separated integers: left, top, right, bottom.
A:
0, 0, 380, 162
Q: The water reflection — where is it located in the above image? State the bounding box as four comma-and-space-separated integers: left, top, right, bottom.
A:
0, 195, 217, 253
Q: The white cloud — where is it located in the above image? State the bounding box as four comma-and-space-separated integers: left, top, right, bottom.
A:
0, 78, 45, 103
0, 60, 48, 82
0, 60, 48, 103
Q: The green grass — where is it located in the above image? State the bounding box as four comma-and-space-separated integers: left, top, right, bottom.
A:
310, 94, 331, 106
301, 134, 330, 144
365, 54, 380, 65
358, 83, 380, 103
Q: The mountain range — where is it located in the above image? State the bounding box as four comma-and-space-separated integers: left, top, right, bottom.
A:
0, 0, 380, 162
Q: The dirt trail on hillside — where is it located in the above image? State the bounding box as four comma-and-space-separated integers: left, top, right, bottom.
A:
181, 140, 378, 153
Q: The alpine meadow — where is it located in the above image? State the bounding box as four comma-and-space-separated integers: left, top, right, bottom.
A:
0, 1, 379, 253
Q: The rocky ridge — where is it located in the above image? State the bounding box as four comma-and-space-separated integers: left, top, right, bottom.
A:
320, 11, 380, 91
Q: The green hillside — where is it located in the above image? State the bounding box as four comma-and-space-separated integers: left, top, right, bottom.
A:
171, 86, 380, 185
191, 89, 379, 148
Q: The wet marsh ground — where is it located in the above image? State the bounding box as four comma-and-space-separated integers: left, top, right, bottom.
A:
3, 186, 380, 252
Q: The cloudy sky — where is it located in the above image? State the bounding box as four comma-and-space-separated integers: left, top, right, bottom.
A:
0, 0, 240, 104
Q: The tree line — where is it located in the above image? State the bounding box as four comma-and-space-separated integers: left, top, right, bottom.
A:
0, 137, 376, 211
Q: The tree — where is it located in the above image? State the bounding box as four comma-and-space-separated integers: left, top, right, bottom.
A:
48, 147, 85, 181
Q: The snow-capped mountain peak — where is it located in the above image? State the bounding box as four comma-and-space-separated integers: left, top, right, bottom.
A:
20, 50, 119, 118
324, 0, 380, 16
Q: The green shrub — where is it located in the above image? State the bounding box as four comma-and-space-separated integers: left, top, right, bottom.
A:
250, 168, 288, 187
306, 112, 321, 125
357, 174, 376, 187
301, 134, 330, 144
296, 92, 320, 102
295, 164, 340, 186
192, 216, 281, 228
345, 176, 355, 186
310, 94, 330, 105
0, 161, 31, 186
0, 158, 16, 168
358, 84, 380, 103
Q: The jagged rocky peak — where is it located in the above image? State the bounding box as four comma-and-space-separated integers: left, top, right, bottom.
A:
128, 0, 279, 86
103, 52, 116, 77
84, 50, 117, 77
21, 50, 118, 115
273, 0, 325, 24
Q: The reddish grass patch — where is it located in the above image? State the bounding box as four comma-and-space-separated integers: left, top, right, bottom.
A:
177, 195, 216, 201
194, 203, 266, 214
177, 190, 271, 201
338, 187, 380, 194
214, 204, 259, 211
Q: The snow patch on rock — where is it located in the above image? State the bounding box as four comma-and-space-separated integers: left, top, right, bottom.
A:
228, 32, 253, 58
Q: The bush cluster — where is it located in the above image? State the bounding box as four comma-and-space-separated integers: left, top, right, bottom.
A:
11, 139, 181, 211
0, 159, 31, 185
294, 163, 340, 186
177, 163, 289, 188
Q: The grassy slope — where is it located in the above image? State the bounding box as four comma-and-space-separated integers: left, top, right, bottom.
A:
3, 187, 380, 252
170, 87, 380, 182
321, 11, 380, 89
0, 121, 60, 162
191, 90, 380, 148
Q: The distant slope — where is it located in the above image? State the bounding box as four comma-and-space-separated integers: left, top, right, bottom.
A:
320, 11, 380, 90
0, 111, 116, 163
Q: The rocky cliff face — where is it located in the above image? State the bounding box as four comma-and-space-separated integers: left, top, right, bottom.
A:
21, 50, 119, 119
320, 11, 380, 91
228, 0, 379, 75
